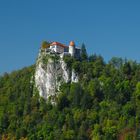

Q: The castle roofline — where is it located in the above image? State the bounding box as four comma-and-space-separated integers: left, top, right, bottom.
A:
75, 47, 81, 50
50, 42, 68, 48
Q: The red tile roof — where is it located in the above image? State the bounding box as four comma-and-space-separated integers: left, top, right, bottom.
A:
50, 42, 68, 48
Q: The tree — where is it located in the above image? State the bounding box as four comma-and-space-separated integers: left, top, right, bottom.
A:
135, 82, 140, 125
88, 54, 97, 62
109, 57, 123, 69
0, 51, 139, 139
81, 43, 88, 61
57, 93, 69, 110
41, 41, 50, 49
69, 83, 82, 107
123, 62, 132, 76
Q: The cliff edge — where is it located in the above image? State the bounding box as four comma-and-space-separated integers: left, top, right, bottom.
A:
34, 48, 78, 102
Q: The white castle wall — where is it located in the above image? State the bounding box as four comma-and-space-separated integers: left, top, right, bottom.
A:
69, 45, 75, 57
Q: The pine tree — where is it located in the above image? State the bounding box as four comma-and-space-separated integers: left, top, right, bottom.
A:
81, 43, 88, 61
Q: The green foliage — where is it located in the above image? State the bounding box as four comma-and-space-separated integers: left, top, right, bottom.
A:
72, 61, 81, 73
40, 53, 60, 71
42, 54, 49, 65
81, 43, 88, 61
63, 55, 74, 70
0, 55, 139, 139
41, 41, 50, 49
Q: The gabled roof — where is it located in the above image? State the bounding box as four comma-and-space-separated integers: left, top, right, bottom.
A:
50, 42, 68, 48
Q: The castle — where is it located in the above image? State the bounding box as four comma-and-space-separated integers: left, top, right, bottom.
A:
45, 41, 81, 58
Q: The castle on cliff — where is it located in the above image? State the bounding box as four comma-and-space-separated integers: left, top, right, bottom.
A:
45, 41, 81, 58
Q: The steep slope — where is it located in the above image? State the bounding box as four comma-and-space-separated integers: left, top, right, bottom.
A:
0, 52, 139, 140
34, 48, 78, 101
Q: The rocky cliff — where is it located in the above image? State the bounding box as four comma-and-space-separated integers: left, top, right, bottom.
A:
34, 48, 78, 102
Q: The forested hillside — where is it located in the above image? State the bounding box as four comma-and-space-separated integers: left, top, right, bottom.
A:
0, 53, 140, 140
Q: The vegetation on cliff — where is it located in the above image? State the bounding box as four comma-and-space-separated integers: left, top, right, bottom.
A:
0, 48, 139, 139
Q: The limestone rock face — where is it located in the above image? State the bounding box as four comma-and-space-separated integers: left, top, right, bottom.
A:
34, 49, 78, 101
71, 70, 79, 83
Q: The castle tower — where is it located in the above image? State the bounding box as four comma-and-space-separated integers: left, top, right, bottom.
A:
69, 41, 75, 57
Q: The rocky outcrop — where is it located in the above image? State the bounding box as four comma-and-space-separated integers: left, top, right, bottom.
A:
34, 49, 78, 101
71, 70, 79, 83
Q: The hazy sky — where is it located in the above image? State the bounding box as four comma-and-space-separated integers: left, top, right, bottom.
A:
0, 0, 140, 74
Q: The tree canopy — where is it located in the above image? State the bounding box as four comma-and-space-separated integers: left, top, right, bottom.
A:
0, 53, 139, 140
